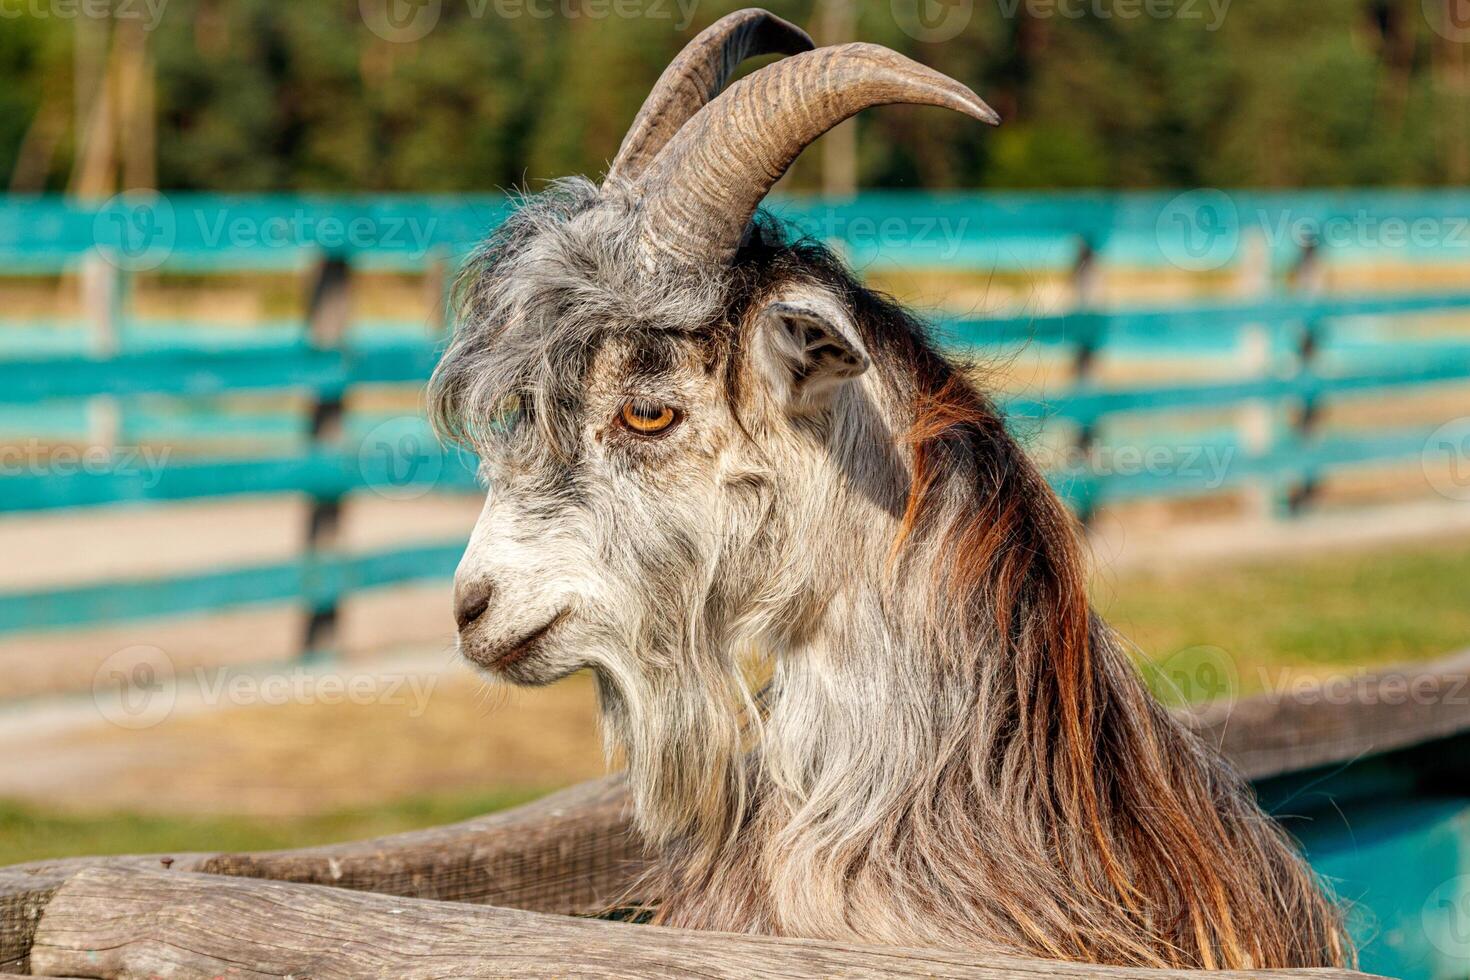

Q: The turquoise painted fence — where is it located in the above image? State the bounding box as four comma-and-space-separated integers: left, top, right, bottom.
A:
4, 191, 1470, 980
2, 191, 1469, 642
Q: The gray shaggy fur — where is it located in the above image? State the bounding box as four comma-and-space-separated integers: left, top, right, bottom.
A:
429, 180, 1350, 971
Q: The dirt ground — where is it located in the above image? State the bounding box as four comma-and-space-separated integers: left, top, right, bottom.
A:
1, 654, 607, 817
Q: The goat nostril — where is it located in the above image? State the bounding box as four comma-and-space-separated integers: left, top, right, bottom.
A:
455, 583, 494, 630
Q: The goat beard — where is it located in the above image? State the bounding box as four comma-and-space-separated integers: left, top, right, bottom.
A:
592, 648, 759, 862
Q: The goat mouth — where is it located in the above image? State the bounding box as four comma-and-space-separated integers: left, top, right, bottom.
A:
475, 611, 568, 671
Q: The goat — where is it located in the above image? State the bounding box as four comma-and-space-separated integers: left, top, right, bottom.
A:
430, 8, 1349, 970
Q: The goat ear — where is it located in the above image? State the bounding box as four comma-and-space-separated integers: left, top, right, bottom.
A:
754, 297, 870, 415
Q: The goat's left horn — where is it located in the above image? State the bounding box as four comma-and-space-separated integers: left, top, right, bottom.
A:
630, 43, 999, 266
602, 8, 814, 191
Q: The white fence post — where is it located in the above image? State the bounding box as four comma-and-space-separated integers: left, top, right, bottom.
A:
82, 250, 124, 452
1235, 228, 1278, 521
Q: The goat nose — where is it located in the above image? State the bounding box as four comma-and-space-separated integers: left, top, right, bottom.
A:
454, 580, 494, 630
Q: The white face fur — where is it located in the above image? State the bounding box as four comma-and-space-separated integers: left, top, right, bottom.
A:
451, 288, 871, 691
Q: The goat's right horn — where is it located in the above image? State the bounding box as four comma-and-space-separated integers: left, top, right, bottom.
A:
602, 8, 814, 191
631, 43, 999, 267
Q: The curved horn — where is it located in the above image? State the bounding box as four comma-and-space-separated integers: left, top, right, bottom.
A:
631, 43, 999, 266
603, 8, 814, 190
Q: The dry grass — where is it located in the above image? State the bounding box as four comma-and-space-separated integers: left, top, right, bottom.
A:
3, 666, 604, 818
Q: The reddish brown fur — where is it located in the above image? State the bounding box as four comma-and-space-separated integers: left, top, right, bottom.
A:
894, 367, 1339, 969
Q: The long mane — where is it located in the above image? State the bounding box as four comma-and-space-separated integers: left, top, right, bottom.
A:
439, 197, 1349, 969
635, 229, 1350, 970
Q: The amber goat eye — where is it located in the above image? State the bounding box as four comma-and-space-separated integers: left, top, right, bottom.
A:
619, 400, 677, 435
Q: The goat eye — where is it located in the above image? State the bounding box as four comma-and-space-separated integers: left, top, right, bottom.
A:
619, 399, 678, 435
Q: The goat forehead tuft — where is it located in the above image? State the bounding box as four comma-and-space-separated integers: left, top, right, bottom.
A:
429, 181, 727, 447
428, 179, 905, 451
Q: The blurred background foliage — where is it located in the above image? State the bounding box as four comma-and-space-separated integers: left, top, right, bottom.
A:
5, 0, 1470, 195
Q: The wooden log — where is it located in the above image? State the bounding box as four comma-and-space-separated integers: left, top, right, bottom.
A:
195, 769, 647, 910
1187, 646, 1470, 779
1, 854, 211, 974
29, 867, 1381, 980
0, 776, 645, 972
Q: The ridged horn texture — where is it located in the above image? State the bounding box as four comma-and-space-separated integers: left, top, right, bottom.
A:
603, 8, 814, 190
631, 42, 1000, 266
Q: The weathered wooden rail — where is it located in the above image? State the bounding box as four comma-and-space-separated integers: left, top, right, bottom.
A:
18, 868, 1376, 980
8, 649, 1470, 978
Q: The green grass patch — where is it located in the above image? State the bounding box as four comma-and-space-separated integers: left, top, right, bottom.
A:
0, 788, 544, 867
1097, 535, 1470, 700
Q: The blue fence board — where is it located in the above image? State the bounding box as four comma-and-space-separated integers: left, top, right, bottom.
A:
0, 190, 1466, 639
2, 191, 1467, 980
7, 190, 1470, 272
0, 449, 479, 512
0, 541, 466, 634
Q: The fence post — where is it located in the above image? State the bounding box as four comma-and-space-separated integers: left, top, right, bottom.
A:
1071, 237, 1101, 525
301, 255, 352, 664
82, 251, 124, 451
1235, 228, 1279, 521
1284, 235, 1325, 513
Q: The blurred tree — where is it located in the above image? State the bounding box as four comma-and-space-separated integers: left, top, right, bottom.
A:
2, 18, 70, 193
0, 0, 1464, 192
